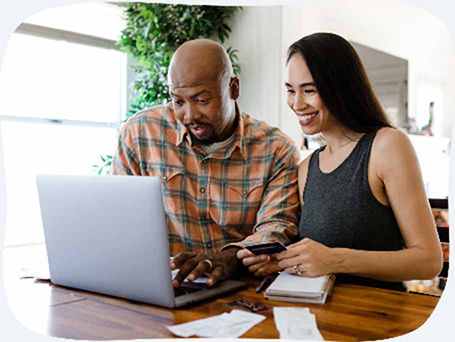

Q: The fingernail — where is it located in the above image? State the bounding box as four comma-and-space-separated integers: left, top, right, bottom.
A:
187, 274, 194, 281
261, 255, 267, 261
170, 263, 175, 270
173, 280, 179, 287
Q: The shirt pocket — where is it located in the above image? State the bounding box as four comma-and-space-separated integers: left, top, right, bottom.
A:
209, 179, 266, 229
160, 168, 187, 216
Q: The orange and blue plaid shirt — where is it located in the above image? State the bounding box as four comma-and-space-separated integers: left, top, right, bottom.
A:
111, 103, 300, 256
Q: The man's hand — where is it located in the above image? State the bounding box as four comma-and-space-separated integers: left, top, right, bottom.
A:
237, 248, 283, 276
171, 247, 241, 287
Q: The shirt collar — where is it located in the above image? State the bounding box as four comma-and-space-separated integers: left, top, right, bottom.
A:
172, 102, 247, 160
231, 102, 247, 160
164, 103, 187, 147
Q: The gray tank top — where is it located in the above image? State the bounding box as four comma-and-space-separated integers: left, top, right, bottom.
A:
299, 130, 407, 291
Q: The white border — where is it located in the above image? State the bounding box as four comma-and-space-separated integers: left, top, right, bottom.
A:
1, 1, 454, 341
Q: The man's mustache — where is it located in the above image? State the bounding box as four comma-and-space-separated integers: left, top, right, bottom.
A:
185, 121, 211, 128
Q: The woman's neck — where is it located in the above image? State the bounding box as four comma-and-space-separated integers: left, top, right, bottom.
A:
321, 125, 363, 154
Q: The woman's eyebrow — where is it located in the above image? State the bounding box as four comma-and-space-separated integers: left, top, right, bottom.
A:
285, 82, 316, 88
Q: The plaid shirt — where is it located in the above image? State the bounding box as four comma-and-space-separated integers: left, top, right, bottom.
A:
111, 103, 300, 256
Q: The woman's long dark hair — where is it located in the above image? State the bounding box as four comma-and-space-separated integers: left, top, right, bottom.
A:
287, 33, 392, 133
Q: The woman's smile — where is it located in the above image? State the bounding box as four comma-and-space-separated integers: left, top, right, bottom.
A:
297, 111, 319, 126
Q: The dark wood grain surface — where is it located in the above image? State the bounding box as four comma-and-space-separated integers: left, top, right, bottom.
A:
4, 275, 439, 340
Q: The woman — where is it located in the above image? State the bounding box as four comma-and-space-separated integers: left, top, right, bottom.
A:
238, 33, 442, 291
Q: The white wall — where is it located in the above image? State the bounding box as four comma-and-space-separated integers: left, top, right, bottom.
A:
279, 5, 322, 146
225, 0, 454, 145
223, 5, 322, 144
223, 6, 283, 127
408, 134, 450, 198
0, 121, 6, 239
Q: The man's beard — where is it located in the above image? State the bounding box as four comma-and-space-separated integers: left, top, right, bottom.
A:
187, 128, 218, 146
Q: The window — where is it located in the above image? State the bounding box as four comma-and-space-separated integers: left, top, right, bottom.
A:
0, 34, 125, 122
0, 4, 127, 247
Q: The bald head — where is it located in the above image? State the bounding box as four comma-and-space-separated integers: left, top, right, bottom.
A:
167, 39, 240, 146
168, 39, 233, 88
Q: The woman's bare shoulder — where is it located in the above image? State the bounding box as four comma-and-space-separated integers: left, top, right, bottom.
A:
371, 127, 418, 175
374, 127, 412, 153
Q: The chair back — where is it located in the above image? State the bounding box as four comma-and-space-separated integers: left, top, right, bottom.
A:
429, 198, 449, 278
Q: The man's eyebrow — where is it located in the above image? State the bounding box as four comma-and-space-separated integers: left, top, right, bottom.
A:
284, 82, 316, 88
169, 90, 211, 98
190, 90, 211, 99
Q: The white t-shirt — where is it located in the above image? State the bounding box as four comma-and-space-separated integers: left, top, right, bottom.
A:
200, 132, 237, 155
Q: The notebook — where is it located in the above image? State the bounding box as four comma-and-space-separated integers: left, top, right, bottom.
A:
264, 272, 335, 304
36, 174, 247, 308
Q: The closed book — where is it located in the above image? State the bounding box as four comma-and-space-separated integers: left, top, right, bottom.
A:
264, 273, 335, 304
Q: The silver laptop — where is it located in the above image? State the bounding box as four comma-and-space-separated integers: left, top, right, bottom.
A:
36, 175, 247, 308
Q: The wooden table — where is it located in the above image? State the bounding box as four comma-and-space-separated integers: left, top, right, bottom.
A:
3, 274, 439, 340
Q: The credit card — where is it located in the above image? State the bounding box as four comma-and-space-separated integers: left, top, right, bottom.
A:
246, 242, 286, 255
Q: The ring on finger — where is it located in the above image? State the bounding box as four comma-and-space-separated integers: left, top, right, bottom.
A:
293, 265, 303, 275
203, 259, 213, 272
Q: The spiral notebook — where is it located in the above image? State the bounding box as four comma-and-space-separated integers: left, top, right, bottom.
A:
264, 272, 335, 304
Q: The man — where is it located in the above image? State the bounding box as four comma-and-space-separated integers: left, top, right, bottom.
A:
111, 39, 299, 288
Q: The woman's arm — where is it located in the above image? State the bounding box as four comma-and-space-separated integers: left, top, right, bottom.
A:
277, 129, 443, 281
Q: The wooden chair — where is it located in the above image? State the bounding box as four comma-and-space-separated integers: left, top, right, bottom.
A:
429, 198, 449, 279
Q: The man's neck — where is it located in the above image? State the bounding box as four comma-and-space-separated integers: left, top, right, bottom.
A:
217, 104, 239, 142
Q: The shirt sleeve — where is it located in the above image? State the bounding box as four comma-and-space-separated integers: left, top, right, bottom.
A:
223, 139, 301, 250
110, 118, 142, 176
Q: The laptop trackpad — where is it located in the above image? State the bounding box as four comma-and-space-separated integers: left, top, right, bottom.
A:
174, 280, 248, 307
174, 282, 208, 297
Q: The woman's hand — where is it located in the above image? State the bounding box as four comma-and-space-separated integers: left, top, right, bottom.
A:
237, 249, 283, 276
275, 238, 338, 277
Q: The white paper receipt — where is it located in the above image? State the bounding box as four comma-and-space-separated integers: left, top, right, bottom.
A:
274, 307, 324, 340
166, 309, 265, 338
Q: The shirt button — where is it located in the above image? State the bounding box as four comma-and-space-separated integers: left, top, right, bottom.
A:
201, 215, 207, 221
200, 187, 206, 193
206, 242, 212, 249
242, 190, 248, 197
162, 175, 168, 181
202, 159, 208, 164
